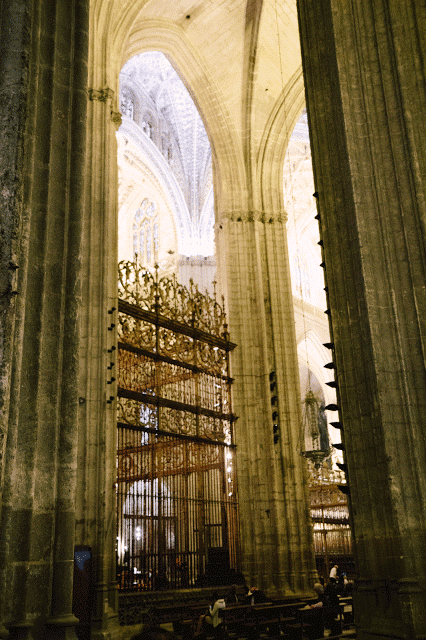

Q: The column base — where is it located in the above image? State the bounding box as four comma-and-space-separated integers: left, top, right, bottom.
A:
7, 623, 33, 640
44, 615, 79, 640
0, 624, 9, 640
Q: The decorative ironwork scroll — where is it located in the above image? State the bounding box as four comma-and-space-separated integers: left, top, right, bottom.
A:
116, 261, 239, 592
118, 261, 227, 338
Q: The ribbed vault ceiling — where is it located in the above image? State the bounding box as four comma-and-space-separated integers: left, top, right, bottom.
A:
119, 51, 213, 256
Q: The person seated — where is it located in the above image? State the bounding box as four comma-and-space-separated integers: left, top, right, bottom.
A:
226, 584, 239, 604
324, 581, 341, 635
195, 592, 226, 636
300, 584, 329, 639
310, 583, 329, 609
338, 571, 349, 595
244, 585, 268, 605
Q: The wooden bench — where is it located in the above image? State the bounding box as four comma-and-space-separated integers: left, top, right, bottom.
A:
337, 596, 353, 628
254, 602, 305, 638
153, 597, 343, 640
221, 604, 255, 638
291, 600, 352, 640
152, 602, 210, 636
220, 601, 306, 639
152, 603, 193, 625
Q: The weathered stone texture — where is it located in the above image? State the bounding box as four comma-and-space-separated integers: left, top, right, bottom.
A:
0, 0, 30, 507
218, 215, 316, 595
297, 0, 426, 637
1, 1, 425, 637
0, 0, 89, 637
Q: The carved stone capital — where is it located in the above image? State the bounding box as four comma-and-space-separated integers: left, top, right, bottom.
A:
88, 87, 114, 103
111, 111, 122, 129
217, 210, 287, 226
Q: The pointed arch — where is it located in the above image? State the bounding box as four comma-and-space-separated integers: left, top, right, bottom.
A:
258, 67, 305, 215
119, 22, 248, 216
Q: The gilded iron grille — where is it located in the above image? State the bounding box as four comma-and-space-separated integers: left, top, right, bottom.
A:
116, 262, 239, 591
308, 465, 354, 578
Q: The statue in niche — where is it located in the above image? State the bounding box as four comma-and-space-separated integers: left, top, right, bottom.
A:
142, 120, 152, 139
161, 133, 172, 162
120, 95, 134, 119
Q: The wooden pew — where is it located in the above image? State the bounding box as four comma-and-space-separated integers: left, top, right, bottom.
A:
221, 604, 255, 638
152, 597, 326, 640
253, 602, 304, 638
339, 595, 353, 627
222, 601, 306, 639
152, 603, 192, 626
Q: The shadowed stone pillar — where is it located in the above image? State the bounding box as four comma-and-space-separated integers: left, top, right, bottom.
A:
297, 1, 426, 638
217, 209, 317, 597
0, 0, 29, 633
0, 0, 89, 638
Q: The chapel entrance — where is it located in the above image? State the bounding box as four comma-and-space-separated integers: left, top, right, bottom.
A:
115, 261, 240, 590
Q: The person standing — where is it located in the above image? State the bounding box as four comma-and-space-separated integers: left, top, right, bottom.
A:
329, 564, 339, 584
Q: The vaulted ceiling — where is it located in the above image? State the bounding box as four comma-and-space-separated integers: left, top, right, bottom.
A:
91, 0, 304, 215
120, 52, 212, 242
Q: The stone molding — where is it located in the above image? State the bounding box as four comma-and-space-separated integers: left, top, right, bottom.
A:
177, 255, 216, 267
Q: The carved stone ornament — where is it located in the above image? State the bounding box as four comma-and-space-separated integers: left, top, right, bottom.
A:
88, 87, 114, 102
111, 111, 122, 128
218, 210, 287, 225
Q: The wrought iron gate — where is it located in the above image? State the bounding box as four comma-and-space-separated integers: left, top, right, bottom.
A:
116, 262, 239, 590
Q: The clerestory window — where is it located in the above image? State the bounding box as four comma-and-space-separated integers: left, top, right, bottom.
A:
133, 199, 159, 265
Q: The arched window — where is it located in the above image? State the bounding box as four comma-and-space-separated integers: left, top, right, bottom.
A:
133, 199, 159, 264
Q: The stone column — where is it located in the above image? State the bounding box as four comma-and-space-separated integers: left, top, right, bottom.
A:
74, 79, 121, 636
217, 209, 317, 597
0, 0, 89, 638
0, 4, 29, 638
297, 1, 426, 638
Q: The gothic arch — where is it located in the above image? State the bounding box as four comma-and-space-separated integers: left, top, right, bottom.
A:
119, 23, 248, 216
258, 67, 305, 215
84, 0, 318, 613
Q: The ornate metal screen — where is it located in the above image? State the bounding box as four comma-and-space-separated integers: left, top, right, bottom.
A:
116, 262, 239, 591
309, 465, 354, 578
